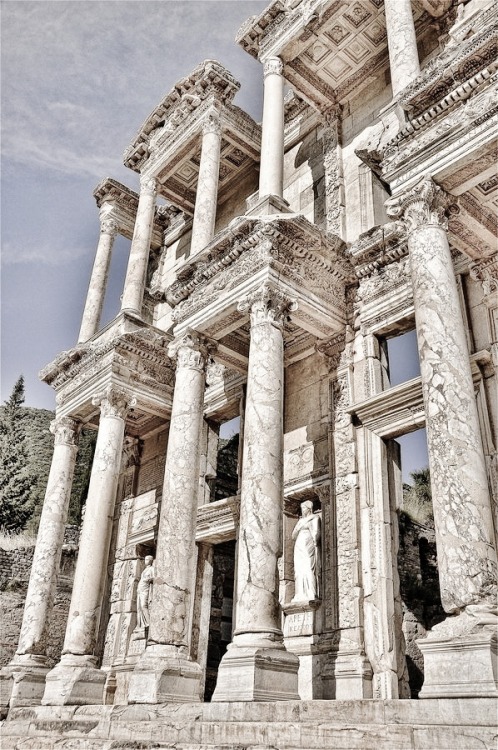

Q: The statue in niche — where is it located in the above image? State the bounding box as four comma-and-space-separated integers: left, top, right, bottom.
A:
135, 555, 155, 632
291, 500, 321, 603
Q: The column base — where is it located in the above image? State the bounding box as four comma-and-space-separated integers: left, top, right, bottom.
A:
246, 193, 291, 217
42, 655, 106, 706
128, 644, 202, 703
211, 644, 300, 702
418, 624, 498, 698
1, 655, 50, 709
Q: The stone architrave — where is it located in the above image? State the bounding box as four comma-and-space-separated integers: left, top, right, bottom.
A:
259, 57, 285, 200
78, 211, 118, 343
212, 283, 300, 702
189, 113, 222, 257
0, 417, 80, 709
386, 177, 498, 698
121, 175, 156, 316
128, 331, 211, 703
384, 0, 420, 99
42, 388, 135, 706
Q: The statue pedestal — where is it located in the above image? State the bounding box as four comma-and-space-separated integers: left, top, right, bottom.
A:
283, 601, 322, 699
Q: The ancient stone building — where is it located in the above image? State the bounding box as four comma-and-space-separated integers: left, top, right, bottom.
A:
1, 0, 497, 747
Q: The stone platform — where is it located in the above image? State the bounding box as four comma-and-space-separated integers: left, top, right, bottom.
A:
1, 699, 496, 749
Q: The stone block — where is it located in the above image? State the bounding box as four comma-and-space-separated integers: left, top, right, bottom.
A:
127, 645, 202, 703
211, 646, 299, 701
42, 659, 106, 706
418, 629, 498, 698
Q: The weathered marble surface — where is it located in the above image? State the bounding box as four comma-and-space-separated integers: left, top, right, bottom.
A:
213, 284, 299, 701
387, 178, 498, 615
78, 212, 117, 342
43, 389, 134, 706
190, 115, 222, 256
259, 57, 285, 199
384, 0, 420, 99
120, 175, 156, 315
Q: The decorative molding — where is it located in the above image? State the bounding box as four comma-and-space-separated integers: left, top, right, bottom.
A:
167, 330, 214, 372
469, 256, 498, 297
264, 56, 284, 77
139, 175, 157, 197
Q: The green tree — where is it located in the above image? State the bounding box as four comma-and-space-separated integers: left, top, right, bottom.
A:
402, 466, 432, 523
0, 376, 35, 530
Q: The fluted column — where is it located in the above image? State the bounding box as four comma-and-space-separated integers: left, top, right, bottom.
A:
78, 213, 118, 342
386, 178, 498, 696
212, 284, 299, 702
259, 57, 285, 199
0, 418, 80, 708
129, 331, 209, 703
190, 114, 222, 257
121, 174, 156, 316
384, 0, 420, 98
43, 388, 135, 706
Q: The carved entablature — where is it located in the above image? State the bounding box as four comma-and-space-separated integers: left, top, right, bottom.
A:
124, 60, 240, 170
39, 321, 175, 433
93, 177, 180, 252
196, 496, 240, 544
236, 0, 429, 109
165, 214, 352, 359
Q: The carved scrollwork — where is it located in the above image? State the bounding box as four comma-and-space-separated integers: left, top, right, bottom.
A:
385, 176, 454, 234
167, 330, 215, 372
202, 112, 222, 137
93, 387, 137, 419
50, 416, 80, 447
263, 56, 284, 77
238, 282, 298, 330
139, 174, 157, 197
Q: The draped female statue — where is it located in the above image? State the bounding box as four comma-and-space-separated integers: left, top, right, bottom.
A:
291, 501, 321, 603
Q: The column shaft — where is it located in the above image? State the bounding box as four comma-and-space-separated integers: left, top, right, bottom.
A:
148, 334, 207, 646
121, 175, 156, 315
259, 57, 285, 199
78, 216, 117, 342
384, 0, 420, 98
190, 116, 222, 257
16, 418, 80, 659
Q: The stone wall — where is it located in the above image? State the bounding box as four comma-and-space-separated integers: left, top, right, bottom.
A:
0, 529, 78, 669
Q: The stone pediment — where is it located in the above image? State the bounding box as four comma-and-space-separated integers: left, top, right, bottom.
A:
40, 316, 175, 433
93, 177, 182, 251
236, 0, 429, 108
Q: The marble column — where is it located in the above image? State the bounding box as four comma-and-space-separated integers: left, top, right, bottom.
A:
189, 114, 222, 257
78, 213, 118, 343
121, 174, 156, 316
386, 177, 498, 697
259, 57, 285, 200
43, 388, 135, 706
384, 0, 420, 98
212, 284, 300, 702
128, 332, 209, 703
0, 418, 79, 709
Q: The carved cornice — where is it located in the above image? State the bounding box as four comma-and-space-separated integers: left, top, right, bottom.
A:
40, 327, 175, 393
349, 222, 407, 277
123, 60, 240, 171
385, 176, 453, 233
399, 13, 498, 117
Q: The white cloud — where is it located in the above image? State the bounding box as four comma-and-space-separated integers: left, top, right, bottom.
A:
2, 239, 90, 266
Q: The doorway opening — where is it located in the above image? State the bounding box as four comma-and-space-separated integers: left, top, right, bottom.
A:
204, 540, 236, 701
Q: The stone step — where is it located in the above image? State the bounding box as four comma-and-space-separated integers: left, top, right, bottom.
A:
1, 699, 496, 750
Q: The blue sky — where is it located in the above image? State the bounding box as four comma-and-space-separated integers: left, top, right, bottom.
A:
2, 0, 266, 409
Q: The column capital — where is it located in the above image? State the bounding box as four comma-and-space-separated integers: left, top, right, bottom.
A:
92, 387, 136, 419
50, 416, 80, 446
139, 174, 157, 197
237, 283, 298, 330
469, 257, 498, 299
263, 56, 284, 78
202, 112, 222, 137
99, 215, 118, 237
385, 176, 453, 233
167, 330, 215, 371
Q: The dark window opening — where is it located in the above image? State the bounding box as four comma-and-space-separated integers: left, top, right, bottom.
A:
204, 540, 235, 701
